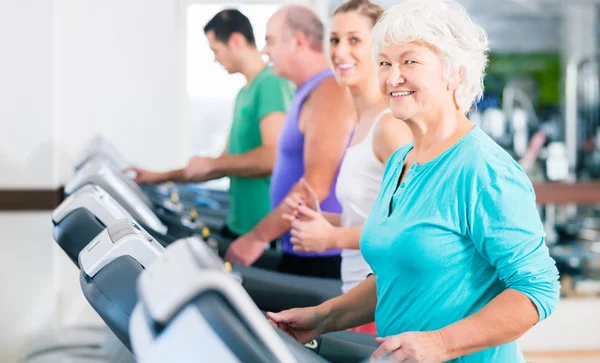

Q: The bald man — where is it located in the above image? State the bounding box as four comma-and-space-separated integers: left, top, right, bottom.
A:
225, 6, 357, 279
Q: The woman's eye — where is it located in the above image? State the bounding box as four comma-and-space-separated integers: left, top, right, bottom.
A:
329, 38, 339, 45
350, 37, 360, 44
379, 61, 391, 67
405, 59, 416, 64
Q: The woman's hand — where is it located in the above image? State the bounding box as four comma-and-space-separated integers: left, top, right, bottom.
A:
285, 205, 336, 253
267, 306, 328, 344
370, 331, 447, 362
282, 193, 306, 221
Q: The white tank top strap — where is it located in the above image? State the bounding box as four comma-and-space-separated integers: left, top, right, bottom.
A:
364, 109, 392, 141
374, 108, 392, 123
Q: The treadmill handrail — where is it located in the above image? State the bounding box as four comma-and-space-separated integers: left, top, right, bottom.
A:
137, 239, 227, 323
79, 220, 164, 278
136, 239, 298, 363
65, 161, 168, 235
77, 154, 151, 209
52, 184, 134, 226
129, 302, 247, 363
74, 135, 130, 172
138, 239, 295, 362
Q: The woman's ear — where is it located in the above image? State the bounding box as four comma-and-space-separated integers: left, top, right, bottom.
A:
447, 67, 463, 91
449, 68, 464, 110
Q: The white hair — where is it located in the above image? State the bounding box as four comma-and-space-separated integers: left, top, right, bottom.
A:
372, 0, 489, 113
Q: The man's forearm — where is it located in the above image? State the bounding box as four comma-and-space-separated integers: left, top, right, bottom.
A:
437, 289, 539, 361
320, 275, 377, 333
251, 180, 330, 243
161, 168, 188, 183
250, 202, 291, 244
213, 146, 276, 179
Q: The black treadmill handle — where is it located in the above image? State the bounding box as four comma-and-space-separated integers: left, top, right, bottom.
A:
314, 331, 378, 363
231, 264, 341, 312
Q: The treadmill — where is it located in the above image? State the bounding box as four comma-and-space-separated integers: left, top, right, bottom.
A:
65, 158, 170, 235
74, 136, 130, 173
77, 219, 166, 348
70, 219, 344, 350
74, 135, 229, 212
65, 155, 238, 241
130, 237, 378, 363
76, 149, 230, 227
52, 184, 280, 270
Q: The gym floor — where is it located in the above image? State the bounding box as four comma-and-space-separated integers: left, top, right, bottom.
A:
524, 351, 600, 363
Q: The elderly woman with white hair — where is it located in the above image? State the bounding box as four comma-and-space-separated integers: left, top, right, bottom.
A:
267, 0, 560, 362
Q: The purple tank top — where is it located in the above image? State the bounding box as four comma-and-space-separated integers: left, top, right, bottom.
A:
270, 68, 343, 257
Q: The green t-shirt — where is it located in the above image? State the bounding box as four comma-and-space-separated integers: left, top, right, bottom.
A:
226, 66, 295, 235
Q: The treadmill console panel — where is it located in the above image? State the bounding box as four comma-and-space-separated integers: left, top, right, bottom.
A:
108, 219, 140, 243
187, 236, 225, 270
65, 160, 168, 235
53, 184, 131, 226
79, 219, 164, 278
135, 238, 299, 363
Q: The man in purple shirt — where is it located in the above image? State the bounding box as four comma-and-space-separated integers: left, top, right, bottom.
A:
225, 5, 356, 278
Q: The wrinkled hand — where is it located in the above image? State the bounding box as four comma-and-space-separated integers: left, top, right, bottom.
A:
224, 232, 266, 266
184, 156, 215, 182
283, 205, 335, 253
267, 306, 327, 345
370, 331, 447, 363
124, 167, 165, 184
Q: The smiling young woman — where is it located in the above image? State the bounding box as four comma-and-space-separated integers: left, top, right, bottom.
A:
280, 0, 412, 335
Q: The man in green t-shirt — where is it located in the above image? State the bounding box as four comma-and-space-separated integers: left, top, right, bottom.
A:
130, 9, 295, 238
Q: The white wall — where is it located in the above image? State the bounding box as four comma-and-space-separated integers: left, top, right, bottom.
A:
0, 2, 58, 362
55, 0, 186, 184
0, 0, 56, 189
0, 0, 185, 188
0, 1, 186, 362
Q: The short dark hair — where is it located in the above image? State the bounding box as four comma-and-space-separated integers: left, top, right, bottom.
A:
203, 9, 256, 46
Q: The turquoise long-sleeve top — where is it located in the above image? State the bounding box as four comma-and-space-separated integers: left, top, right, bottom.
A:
361, 126, 560, 362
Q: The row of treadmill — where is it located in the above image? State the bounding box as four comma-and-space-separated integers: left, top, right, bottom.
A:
22, 137, 383, 363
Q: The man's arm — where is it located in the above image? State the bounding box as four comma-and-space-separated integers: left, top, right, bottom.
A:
219, 137, 230, 157
249, 79, 357, 243
184, 112, 285, 181
214, 112, 284, 177
127, 167, 187, 184
300, 79, 357, 201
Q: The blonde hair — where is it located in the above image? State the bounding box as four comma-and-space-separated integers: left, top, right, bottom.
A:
333, 0, 384, 27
